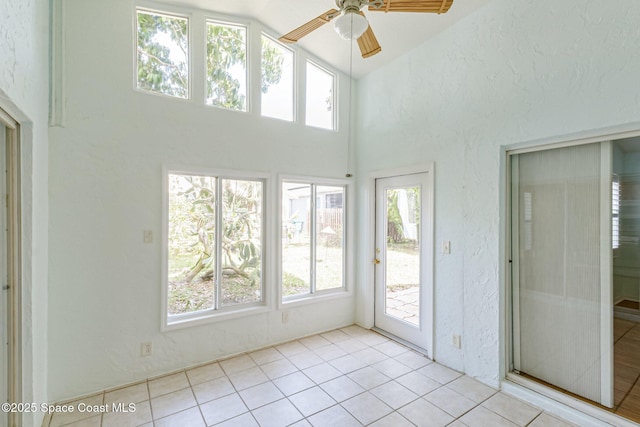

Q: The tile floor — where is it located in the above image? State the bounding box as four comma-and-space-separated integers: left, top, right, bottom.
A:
614, 317, 640, 422
44, 326, 577, 427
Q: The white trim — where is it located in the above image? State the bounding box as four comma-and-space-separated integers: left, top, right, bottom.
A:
0, 107, 22, 427
367, 163, 435, 358
502, 378, 636, 427
502, 123, 640, 423
49, 0, 66, 127
599, 141, 613, 408
161, 165, 272, 331
277, 174, 353, 309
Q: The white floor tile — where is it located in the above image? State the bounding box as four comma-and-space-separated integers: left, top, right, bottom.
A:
459, 406, 518, 427
238, 381, 285, 410
192, 376, 235, 404
348, 366, 392, 389
371, 358, 413, 378
320, 376, 365, 402
215, 412, 259, 427
320, 330, 351, 343
200, 393, 248, 426
306, 404, 362, 427
446, 376, 496, 403
417, 363, 463, 385
102, 400, 152, 427
303, 362, 343, 384
275, 340, 308, 357
251, 398, 304, 427
219, 354, 257, 375
228, 366, 269, 390
312, 344, 348, 361
288, 386, 337, 417
272, 372, 316, 396
186, 362, 224, 386
104, 383, 149, 405
370, 380, 419, 409
148, 372, 190, 398
395, 371, 442, 396
150, 387, 197, 419
398, 398, 455, 427
369, 411, 415, 427
528, 412, 578, 427
329, 354, 367, 374
481, 392, 541, 426
424, 386, 477, 418
248, 347, 283, 365
299, 335, 332, 350
260, 358, 299, 380
342, 392, 393, 425
394, 351, 432, 369
287, 350, 323, 370
154, 406, 205, 427
351, 347, 388, 365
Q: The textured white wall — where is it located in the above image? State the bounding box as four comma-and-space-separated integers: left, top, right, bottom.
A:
355, 0, 640, 385
48, 0, 355, 401
0, 0, 49, 426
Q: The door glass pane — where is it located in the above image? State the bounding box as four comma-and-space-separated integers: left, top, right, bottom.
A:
315, 186, 344, 290
220, 179, 263, 306
513, 143, 605, 404
282, 182, 311, 296
385, 186, 420, 326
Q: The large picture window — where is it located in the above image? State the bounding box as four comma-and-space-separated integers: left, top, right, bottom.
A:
166, 171, 265, 325
282, 180, 346, 299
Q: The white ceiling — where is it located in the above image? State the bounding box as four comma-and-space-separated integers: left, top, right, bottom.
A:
166, 0, 493, 78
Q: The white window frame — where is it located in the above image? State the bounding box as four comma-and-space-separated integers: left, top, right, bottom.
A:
304, 59, 336, 131
279, 175, 353, 308
134, 6, 192, 100
162, 166, 271, 330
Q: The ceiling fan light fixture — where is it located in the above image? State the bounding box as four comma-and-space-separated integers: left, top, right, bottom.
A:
333, 11, 368, 40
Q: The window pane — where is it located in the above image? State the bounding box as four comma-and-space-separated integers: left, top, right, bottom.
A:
316, 186, 344, 291
282, 183, 312, 296
167, 174, 216, 316
305, 62, 334, 130
220, 179, 263, 306
206, 22, 247, 111
261, 35, 293, 121
136, 10, 189, 98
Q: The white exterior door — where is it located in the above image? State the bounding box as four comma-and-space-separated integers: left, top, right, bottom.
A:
374, 172, 433, 354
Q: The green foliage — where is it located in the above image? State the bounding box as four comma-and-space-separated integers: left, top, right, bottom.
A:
137, 12, 285, 106
137, 11, 188, 98
206, 24, 247, 110
168, 175, 263, 315
261, 37, 285, 94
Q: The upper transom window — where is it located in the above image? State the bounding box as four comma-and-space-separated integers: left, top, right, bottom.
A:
136, 9, 189, 99
206, 21, 248, 111
305, 61, 335, 130
261, 35, 294, 122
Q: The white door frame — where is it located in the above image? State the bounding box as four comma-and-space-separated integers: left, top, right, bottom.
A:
365, 164, 434, 357
0, 107, 22, 427
506, 140, 613, 408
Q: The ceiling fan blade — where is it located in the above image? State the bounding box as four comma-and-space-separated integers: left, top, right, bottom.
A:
357, 24, 381, 58
368, 0, 454, 14
278, 9, 339, 44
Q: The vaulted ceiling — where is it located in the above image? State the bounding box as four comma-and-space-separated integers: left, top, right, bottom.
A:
166, 0, 493, 78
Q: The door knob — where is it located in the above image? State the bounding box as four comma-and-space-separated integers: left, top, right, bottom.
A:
373, 258, 381, 264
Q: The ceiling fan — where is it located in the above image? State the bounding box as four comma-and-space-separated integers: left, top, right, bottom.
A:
278, 0, 454, 59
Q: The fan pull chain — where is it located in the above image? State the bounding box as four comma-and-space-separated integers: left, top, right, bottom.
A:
345, 13, 354, 179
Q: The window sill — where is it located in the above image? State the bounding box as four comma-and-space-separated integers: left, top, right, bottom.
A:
162, 305, 270, 332
280, 288, 352, 310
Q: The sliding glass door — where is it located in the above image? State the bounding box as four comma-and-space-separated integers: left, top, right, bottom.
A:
510, 142, 613, 407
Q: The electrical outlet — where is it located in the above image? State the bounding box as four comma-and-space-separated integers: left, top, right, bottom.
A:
143, 230, 153, 244
452, 335, 461, 349
282, 311, 289, 323
442, 241, 451, 254
141, 342, 152, 357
